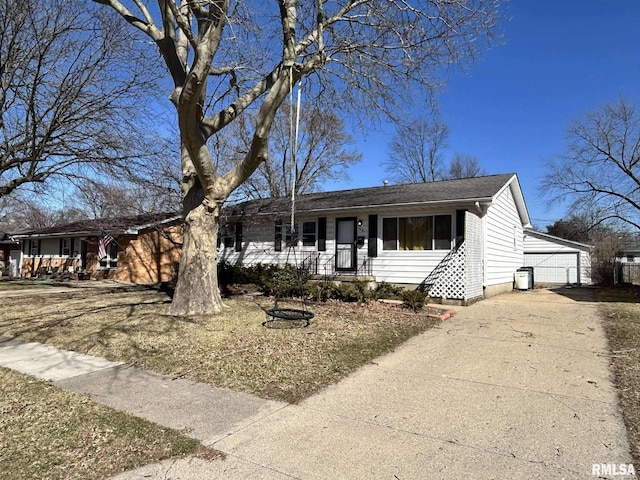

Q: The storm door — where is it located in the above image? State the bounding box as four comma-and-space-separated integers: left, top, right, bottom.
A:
335, 218, 357, 271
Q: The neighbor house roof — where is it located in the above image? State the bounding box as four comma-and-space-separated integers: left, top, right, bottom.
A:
619, 235, 640, 255
0, 231, 19, 246
226, 173, 530, 225
12, 212, 181, 239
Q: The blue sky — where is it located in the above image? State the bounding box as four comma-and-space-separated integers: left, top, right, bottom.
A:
326, 0, 640, 230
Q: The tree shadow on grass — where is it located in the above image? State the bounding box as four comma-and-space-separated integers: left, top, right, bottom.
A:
550, 284, 640, 303
548, 286, 601, 303
0, 290, 203, 363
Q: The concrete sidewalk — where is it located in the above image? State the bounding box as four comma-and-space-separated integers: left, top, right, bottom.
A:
0, 288, 634, 479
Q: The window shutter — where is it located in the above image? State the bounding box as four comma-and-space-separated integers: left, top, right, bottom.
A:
59, 239, 63, 256
317, 217, 327, 251
70, 238, 75, 256
274, 220, 282, 252
235, 222, 243, 252
37, 239, 41, 256
368, 215, 378, 257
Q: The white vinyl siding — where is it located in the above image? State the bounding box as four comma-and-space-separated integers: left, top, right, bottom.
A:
219, 213, 460, 287
370, 251, 450, 284
485, 185, 524, 287
219, 219, 336, 271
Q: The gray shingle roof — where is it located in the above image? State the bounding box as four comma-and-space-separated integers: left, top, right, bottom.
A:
13, 212, 180, 237
621, 235, 640, 254
13, 174, 521, 237
226, 173, 517, 217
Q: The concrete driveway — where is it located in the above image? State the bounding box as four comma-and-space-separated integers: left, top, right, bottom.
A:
110, 288, 633, 479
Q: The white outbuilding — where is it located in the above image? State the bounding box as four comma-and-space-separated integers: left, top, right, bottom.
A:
523, 229, 592, 286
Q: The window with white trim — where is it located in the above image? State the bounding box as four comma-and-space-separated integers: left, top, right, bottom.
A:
302, 221, 316, 246
99, 242, 118, 269
61, 238, 71, 256
382, 215, 452, 251
29, 240, 40, 256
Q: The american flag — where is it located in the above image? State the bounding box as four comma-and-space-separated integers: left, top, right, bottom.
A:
98, 234, 114, 260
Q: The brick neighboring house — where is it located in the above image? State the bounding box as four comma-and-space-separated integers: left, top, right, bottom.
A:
12, 213, 182, 283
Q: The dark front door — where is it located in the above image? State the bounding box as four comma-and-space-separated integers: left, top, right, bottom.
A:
336, 218, 357, 271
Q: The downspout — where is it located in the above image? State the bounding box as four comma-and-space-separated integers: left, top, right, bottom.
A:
475, 201, 490, 292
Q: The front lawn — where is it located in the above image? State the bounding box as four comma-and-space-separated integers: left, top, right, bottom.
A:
0, 288, 440, 403
0, 367, 218, 480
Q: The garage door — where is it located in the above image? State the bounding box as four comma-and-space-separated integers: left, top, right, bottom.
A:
524, 252, 579, 284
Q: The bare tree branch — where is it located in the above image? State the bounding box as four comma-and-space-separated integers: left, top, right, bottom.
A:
0, 0, 165, 199
90, 0, 501, 316
383, 116, 449, 183
541, 98, 640, 231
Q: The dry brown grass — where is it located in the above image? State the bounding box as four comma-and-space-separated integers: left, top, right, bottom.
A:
599, 287, 640, 466
0, 279, 58, 291
0, 367, 219, 480
0, 288, 440, 403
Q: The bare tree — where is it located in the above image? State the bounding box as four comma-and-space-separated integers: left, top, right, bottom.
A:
590, 230, 626, 285
446, 153, 486, 179
0, 0, 164, 199
218, 105, 361, 199
93, 0, 500, 316
72, 178, 180, 219
545, 215, 592, 243
0, 192, 88, 231
383, 117, 449, 183
542, 98, 640, 231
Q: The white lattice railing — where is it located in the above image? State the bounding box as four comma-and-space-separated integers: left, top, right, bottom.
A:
429, 242, 466, 300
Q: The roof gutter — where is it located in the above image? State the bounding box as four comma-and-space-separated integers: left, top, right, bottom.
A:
124, 215, 182, 235
12, 231, 103, 239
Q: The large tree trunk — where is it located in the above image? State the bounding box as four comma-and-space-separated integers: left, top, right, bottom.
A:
167, 203, 224, 316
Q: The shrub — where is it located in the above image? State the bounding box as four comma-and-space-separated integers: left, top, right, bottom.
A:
260, 264, 310, 297
245, 263, 278, 285
305, 282, 332, 302
304, 282, 363, 303
351, 279, 371, 303
331, 283, 360, 302
371, 281, 403, 300
402, 289, 428, 312
218, 261, 247, 286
